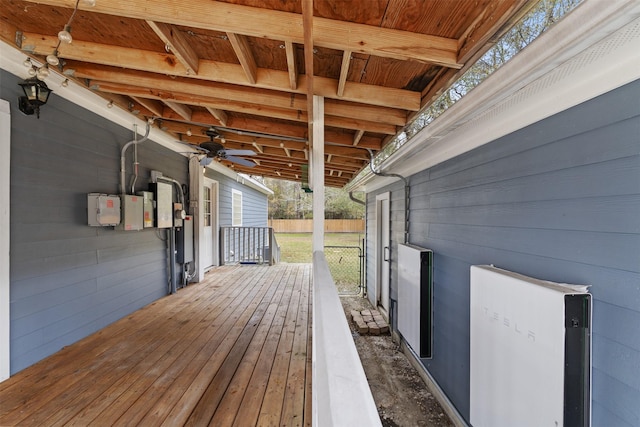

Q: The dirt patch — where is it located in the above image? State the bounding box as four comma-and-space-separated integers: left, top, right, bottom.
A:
341, 296, 454, 427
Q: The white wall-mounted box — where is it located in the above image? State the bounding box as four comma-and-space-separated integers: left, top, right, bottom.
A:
120, 194, 144, 231
137, 191, 154, 228
87, 193, 121, 227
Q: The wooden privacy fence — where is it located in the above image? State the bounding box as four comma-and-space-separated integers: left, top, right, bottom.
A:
269, 219, 364, 233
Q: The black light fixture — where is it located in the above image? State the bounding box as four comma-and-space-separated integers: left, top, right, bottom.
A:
17, 78, 52, 119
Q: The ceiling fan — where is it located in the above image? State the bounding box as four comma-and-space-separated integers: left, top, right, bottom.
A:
184, 127, 257, 168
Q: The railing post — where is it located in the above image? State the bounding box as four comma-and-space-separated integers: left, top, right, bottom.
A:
220, 227, 226, 266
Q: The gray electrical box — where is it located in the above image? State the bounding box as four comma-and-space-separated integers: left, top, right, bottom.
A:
150, 181, 173, 228
177, 215, 194, 264
87, 193, 120, 227
120, 194, 144, 231
137, 191, 155, 228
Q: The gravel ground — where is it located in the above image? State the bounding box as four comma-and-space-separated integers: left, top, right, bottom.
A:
341, 296, 454, 427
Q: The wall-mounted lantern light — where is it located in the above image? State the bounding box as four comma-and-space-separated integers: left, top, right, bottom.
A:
18, 78, 52, 119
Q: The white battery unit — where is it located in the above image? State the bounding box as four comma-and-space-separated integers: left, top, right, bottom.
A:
88, 193, 121, 226
120, 194, 144, 231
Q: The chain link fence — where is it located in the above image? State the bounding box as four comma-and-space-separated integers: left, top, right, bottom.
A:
324, 245, 363, 295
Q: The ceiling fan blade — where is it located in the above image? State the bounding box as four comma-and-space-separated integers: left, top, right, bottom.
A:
200, 157, 214, 166
225, 156, 256, 168
223, 149, 256, 156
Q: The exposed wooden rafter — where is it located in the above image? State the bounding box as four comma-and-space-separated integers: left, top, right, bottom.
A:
20, 31, 420, 111
146, 21, 200, 75
227, 32, 258, 84
22, 0, 462, 68
4, 0, 531, 187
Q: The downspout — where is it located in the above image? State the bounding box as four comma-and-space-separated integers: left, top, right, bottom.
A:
120, 120, 151, 195
364, 149, 409, 245
365, 149, 410, 335
349, 191, 365, 206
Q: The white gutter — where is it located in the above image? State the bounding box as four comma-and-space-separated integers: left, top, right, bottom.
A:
350, 0, 640, 192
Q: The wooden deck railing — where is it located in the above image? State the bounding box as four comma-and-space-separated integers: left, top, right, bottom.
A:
312, 251, 382, 426
220, 227, 280, 266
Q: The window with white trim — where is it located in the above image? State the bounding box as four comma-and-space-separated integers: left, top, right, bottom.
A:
232, 189, 242, 226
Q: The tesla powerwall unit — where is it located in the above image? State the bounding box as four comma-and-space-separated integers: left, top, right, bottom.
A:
470, 265, 591, 427
398, 244, 433, 358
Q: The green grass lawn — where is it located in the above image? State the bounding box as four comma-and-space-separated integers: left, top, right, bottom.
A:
275, 232, 364, 263
275, 232, 364, 294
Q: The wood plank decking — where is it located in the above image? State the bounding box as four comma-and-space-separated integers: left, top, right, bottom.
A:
0, 264, 312, 426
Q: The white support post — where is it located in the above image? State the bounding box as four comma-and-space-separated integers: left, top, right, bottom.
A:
311, 95, 325, 253
0, 100, 11, 381
189, 156, 205, 282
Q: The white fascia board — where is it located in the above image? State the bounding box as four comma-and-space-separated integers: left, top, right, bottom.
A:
0, 40, 254, 187
354, 0, 640, 193
237, 173, 273, 196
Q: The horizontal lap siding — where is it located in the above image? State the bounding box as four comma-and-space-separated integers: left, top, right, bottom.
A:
206, 171, 268, 227
3, 70, 188, 373
366, 79, 640, 425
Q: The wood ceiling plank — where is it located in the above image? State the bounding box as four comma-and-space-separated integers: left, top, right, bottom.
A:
146, 21, 200, 74
22, 0, 460, 67
21, 32, 419, 111
284, 41, 298, 90
337, 50, 351, 97
227, 32, 258, 84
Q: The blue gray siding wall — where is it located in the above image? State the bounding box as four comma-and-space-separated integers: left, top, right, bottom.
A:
204, 170, 268, 227
2, 70, 189, 374
366, 79, 640, 425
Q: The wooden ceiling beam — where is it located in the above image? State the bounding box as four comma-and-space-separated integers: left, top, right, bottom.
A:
94, 79, 397, 134
65, 63, 405, 127
21, 32, 419, 111
130, 96, 164, 117
337, 50, 351, 98
22, 0, 461, 67
227, 32, 258, 84
161, 111, 381, 151
284, 41, 298, 90
353, 130, 365, 146
146, 21, 199, 74
205, 107, 228, 127
162, 100, 192, 121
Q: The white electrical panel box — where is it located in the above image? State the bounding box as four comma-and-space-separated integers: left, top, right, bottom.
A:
137, 191, 155, 228
151, 181, 173, 229
88, 193, 121, 226
120, 194, 144, 231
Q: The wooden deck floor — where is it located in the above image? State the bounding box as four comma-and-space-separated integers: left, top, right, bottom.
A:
0, 264, 312, 426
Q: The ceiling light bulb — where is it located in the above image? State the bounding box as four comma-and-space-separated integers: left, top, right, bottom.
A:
36, 66, 50, 80
107, 101, 113, 108
58, 27, 72, 44
23, 58, 32, 68
61, 79, 69, 87
221, 137, 226, 143
186, 129, 192, 137
46, 54, 60, 66
27, 67, 36, 76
